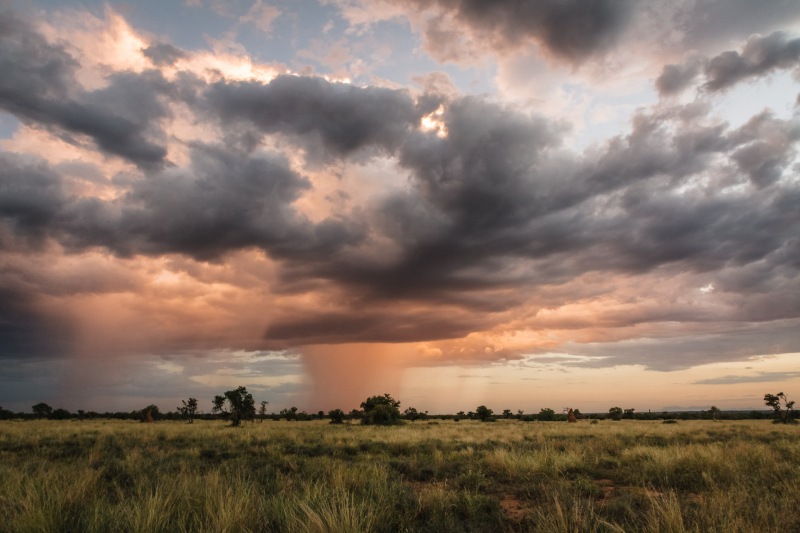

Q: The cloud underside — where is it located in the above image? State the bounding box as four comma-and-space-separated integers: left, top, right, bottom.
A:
0, 6, 799, 375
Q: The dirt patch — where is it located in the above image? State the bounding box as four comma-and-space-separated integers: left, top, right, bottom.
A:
595, 479, 615, 506
499, 495, 530, 522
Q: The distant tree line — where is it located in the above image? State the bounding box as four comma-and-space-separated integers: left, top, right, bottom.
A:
3, 390, 794, 424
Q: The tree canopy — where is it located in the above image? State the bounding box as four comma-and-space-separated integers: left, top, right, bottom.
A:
212, 386, 256, 426
360, 394, 401, 425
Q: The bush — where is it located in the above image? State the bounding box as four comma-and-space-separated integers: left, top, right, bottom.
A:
361, 394, 401, 425
328, 409, 345, 424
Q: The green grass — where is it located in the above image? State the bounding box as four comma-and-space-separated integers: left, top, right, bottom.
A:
0, 419, 798, 532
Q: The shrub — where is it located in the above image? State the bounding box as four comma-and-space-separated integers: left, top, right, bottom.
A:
361, 394, 401, 425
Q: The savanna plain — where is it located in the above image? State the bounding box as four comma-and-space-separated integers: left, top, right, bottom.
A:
1, 419, 798, 532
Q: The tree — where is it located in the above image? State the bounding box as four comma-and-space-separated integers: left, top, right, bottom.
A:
623, 408, 636, 419
51, 408, 71, 420
280, 407, 298, 421
258, 401, 269, 422
608, 406, 623, 421
212, 386, 255, 427
328, 409, 345, 424
502, 409, 513, 419
404, 407, 421, 421
475, 405, 494, 421
538, 408, 555, 421
32, 402, 53, 418
178, 398, 198, 423
709, 405, 720, 421
764, 392, 796, 424
360, 393, 401, 425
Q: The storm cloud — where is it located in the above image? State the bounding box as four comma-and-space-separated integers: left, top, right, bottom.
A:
0, 2, 799, 411
0, 9, 170, 169
657, 31, 800, 96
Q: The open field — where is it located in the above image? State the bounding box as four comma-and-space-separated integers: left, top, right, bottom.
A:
1, 419, 798, 532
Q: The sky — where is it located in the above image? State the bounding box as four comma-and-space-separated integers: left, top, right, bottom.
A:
1, 0, 800, 415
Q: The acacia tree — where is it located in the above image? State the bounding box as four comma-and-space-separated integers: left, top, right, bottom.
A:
258, 401, 269, 422
212, 386, 256, 427
361, 393, 401, 425
475, 405, 494, 421
178, 398, 198, 423
32, 402, 53, 419
608, 406, 623, 421
764, 392, 796, 424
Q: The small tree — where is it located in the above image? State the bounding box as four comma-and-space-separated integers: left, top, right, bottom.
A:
178, 398, 198, 423
538, 407, 555, 421
709, 405, 720, 421
608, 406, 623, 421
404, 407, 421, 421
280, 407, 298, 421
764, 392, 796, 424
361, 393, 401, 425
502, 409, 513, 419
328, 409, 345, 424
623, 408, 635, 419
32, 402, 53, 419
212, 386, 255, 427
258, 401, 269, 422
475, 405, 494, 421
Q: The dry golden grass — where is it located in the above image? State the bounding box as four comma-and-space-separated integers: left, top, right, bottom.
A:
0, 418, 798, 532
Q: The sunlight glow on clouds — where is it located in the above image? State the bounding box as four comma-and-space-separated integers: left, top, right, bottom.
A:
0, 0, 799, 413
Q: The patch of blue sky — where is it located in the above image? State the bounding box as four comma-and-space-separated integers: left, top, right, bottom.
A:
709, 71, 798, 128
0, 113, 20, 140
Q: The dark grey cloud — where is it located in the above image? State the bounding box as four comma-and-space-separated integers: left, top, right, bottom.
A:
0, 288, 74, 361
656, 31, 800, 96
554, 319, 800, 371
0, 154, 65, 246
0, 9, 170, 169
400, 0, 634, 64
264, 308, 481, 346
704, 31, 800, 92
142, 42, 187, 66
203, 75, 421, 159
656, 56, 705, 96
0, 144, 363, 262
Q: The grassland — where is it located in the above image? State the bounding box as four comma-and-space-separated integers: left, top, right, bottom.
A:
1, 418, 798, 532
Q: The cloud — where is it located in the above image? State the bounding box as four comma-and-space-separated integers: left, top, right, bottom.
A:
656, 55, 705, 96
0, 10, 171, 169
704, 32, 800, 92
692, 371, 800, 385
1, 3, 800, 412
203, 75, 422, 159
240, 1, 281, 34
375, 0, 635, 65
656, 31, 800, 96
142, 42, 188, 66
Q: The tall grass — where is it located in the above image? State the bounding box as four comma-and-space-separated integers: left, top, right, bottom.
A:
0, 419, 798, 531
